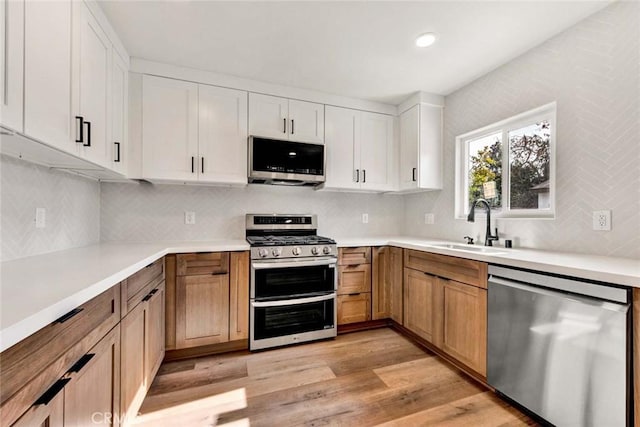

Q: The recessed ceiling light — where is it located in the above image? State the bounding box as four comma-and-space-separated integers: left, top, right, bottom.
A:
415, 32, 437, 48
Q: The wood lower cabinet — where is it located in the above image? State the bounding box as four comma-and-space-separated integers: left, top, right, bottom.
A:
338, 264, 371, 294
403, 268, 435, 342
389, 247, 404, 324
120, 299, 147, 424
64, 325, 120, 427
434, 279, 487, 376
372, 246, 404, 322
337, 293, 371, 324
146, 282, 166, 384
229, 251, 250, 341
337, 247, 372, 325
11, 387, 64, 427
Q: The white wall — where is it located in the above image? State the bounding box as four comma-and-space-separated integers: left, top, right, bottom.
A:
404, 2, 640, 258
100, 182, 404, 241
0, 155, 101, 261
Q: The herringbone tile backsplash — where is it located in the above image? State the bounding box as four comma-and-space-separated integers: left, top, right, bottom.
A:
404, 1, 640, 258
0, 155, 101, 262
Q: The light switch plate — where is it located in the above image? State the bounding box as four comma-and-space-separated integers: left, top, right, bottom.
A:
185, 211, 196, 225
35, 208, 46, 228
362, 213, 369, 224
592, 210, 611, 231
424, 213, 435, 225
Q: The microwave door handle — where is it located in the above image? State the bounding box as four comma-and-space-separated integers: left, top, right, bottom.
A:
252, 259, 337, 270
252, 292, 336, 308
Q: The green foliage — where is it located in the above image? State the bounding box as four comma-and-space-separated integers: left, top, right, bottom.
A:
468, 139, 502, 208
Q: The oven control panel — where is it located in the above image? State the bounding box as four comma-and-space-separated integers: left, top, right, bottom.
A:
251, 245, 337, 260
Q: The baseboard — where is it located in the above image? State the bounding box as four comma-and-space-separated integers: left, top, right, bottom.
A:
338, 319, 391, 334
164, 339, 249, 362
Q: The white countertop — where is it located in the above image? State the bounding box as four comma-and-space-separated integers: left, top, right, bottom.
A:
2, 236, 639, 352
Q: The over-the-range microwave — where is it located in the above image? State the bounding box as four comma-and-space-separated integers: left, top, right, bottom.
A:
248, 136, 325, 186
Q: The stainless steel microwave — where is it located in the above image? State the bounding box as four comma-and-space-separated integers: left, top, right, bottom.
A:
248, 136, 325, 186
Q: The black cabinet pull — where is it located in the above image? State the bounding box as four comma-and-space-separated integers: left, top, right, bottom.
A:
191, 156, 195, 173
83, 121, 91, 147
114, 142, 121, 162
291, 119, 294, 134
34, 378, 70, 406
201, 157, 204, 174
355, 169, 359, 183
348, 292, 361, 296
149, 288, 158, 295
75, 116, 84, 143
412, 168, 417, 182
362, 169, 366, 183
283, 118, 287, 133
142, 293, 153, 302
68, 353, 95, 374
54, 308, 83, 324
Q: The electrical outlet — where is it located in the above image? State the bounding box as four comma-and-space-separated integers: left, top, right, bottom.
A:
592, 210, 611, 231
424, 213, 435, 225
185, 211, 196, 225
362, 213, 369, 224
35, 208, 46, 228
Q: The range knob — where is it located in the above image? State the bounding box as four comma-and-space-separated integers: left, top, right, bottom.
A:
311, 246, 320, 255
272, 248, 283, 257
323, 246, 332, 255
292, 246, 302, 256
258, 248, 269, 258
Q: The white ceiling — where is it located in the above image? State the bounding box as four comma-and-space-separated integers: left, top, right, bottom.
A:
98, 1, 611, 105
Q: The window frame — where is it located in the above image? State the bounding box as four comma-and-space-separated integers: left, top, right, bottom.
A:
455, 102, 557, 220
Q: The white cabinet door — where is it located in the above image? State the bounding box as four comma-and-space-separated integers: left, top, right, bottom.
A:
73, 2, 111, 168
24, 0, 74, 153
0, 0, 24, 132
198, 84, 248, 184
111, 50, 128, 175
417, 104, 443, 190
248, 93, 288, 139
399, 105, 419, 190
142, 75, 198, 181
288, 99, 324, 144
360, 111, 394, 191
324, 105, 360, 190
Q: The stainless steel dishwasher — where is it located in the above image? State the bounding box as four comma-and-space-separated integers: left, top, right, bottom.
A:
487, 265, 630, 426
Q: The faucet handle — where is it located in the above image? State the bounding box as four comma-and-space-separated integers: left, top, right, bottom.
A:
463, 236, 474, 245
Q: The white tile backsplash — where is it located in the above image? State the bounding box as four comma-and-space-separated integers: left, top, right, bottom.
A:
404, 1, 640, 259
100, 182, 404, 241
0, 155, 101, 261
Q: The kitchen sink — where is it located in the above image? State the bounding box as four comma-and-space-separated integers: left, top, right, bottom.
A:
429, 243, 507, 255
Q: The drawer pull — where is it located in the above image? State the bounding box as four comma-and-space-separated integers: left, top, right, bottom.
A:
149, 288, 158, 295
54, 308, 83, 324
34, 378, 70, 406
142, 293, 153, 302
68, 353, 95, 374
348, 292, 361, 296
211, 271, 227, 276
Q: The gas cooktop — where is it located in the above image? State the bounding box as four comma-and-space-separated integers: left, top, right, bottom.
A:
246, 235, 336, 247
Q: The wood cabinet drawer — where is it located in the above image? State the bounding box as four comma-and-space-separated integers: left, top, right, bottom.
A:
338, 247, 371, 266
404, 249, 488, 288
337, 293, 371, 325
338, 264, 371, 295
122, 258, 165, 315
0, 285, 120, 427
176, 252, 229, 276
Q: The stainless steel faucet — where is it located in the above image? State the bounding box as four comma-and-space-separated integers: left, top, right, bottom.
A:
467, 198, 499, 246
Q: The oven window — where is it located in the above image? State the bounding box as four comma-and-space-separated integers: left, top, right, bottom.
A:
254, 299, 334, 340
252, 137, 324, 175
254, 265, 335, 299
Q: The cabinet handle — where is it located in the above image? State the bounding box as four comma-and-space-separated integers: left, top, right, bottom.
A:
362, 169, 366, 183
34, 378, 71, 406
54, 308, 83, 324
68, 353, 95, 374
142, 293, 153, 302
412, 168, 417, 182
355, 169, 359, 183
75, 116, 84, 143
348, 292, 361, 296
283, 118, 287, 134
191, 156, 195, 173
114, 142, 121, 162
291, 119, 294, 134
201, 157, 204, 174
149, 288, 158, 295
83, 121, 91, 147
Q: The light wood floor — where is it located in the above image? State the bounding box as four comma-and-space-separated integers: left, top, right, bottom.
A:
140, 328, 537, 426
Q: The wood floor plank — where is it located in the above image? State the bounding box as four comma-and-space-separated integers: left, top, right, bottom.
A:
141, 328, 535, 426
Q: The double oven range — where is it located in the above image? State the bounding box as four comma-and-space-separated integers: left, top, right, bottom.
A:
246, 214, 337, 350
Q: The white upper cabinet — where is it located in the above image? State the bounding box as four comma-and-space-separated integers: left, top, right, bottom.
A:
0, 0, 24, 132
111, 50, 128, 175
198, 85, 248, 184
398, 103, 443, 192
23, 0, 74, 153
249, 93, 324, 144
73, 1, 112, 168
142, 75, 199, 181
142, 75, 249, 184
324, 105, 394, 192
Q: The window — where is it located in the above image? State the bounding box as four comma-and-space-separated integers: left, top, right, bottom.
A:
455, 103, 556, 219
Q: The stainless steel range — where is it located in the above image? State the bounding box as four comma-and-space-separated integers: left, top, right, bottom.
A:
246, 214, 338, 350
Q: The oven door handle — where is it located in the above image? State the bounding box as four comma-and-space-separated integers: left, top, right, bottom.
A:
252, 292, 336, 308
252, 258, 336, 270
